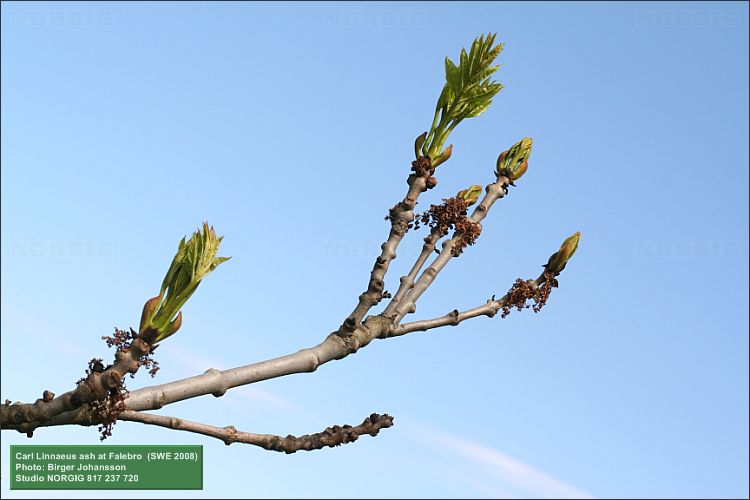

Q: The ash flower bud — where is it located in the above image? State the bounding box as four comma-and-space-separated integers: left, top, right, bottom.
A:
544, 231, 581, 275
496, 137, 533, 181
457, 185, 483, 206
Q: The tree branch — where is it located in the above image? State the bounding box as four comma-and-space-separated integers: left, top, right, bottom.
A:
118, 410, 394, 453
390, 275, 546, 337
1, 336, 152, 433
1, 316, 392, 432
382, 226, 444, 317
337, 169, 429, 334
390, 173, 512, 324
1, 268, 557, 436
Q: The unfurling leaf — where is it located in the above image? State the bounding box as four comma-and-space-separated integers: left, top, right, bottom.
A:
457, 185, 483, 206
140, 222, 230, 344
423, 34, 505, 159
544, 231, 581, 275
444, 57, 461, 91
496, 137, 533, 181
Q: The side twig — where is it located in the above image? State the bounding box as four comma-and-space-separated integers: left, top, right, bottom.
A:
390, 274, 549, 337
337, 161, 431, 334
383, 226, 444, 317
119, 410, 393, 453
390, 173, 511, 324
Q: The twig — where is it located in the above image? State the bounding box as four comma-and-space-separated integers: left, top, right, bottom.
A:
1, 337, 152, 433
382, 227, 444, 317
391, 274, 550, 337
338, 169, 429, 334
390, 173, 511, 324
390, 300, 505, 337
119, 410, 394, 453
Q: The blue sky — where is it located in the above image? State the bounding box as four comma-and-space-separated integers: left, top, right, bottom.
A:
1, 1, 748, 498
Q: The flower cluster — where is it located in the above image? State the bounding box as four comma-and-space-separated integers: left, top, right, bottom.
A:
88, 382, 127, 441
102, 327, 160, 378
501, 271, 557, 318
413, 195, 482, 256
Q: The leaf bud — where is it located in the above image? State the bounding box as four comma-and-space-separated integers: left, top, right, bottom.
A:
544, 231, 581, 275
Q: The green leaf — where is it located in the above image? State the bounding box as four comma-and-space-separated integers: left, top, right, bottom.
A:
436, 84, 454, 111
496, 137, 533, 177
210, 256, 232, 272
424, 34, 505, 159
463, 100, 492, 118
468, 36, 481, 78
457, 185, 483, 206
444, 57, 460, 92
142, 222, 230, 344
459, 48, 469, 85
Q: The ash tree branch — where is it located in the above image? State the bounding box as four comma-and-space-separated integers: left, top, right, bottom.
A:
1, 264, 559, 435
392, 299, 508, 338
382, 225, 445, 318
1, 319, 391, 433
1, 337, 151, 434
390, 276, 546, 337
0, 224, 230, 433
337, 166, 429, 334
389, 172, 512, 325
118, 410, 393, 453
1, 35, 582, 454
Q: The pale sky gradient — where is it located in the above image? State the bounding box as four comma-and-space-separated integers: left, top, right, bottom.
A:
1, 2, 748, 498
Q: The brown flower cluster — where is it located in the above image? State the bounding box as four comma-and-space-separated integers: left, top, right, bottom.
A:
385, 156, 439, 227
411, 155, 433, 178
79, 328, 162, 440
413, 196, 481, 256
88, 380, 127, 441
102, 327, 160, 378
501, 271, 558, 318
452, 217, 482, 256
411, 155, 438, 190
76, 357, 127, 440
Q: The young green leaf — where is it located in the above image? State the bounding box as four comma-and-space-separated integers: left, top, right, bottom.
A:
496, 138, 533, 181
140, 222, 230, 344
423, 34, 505, 160
457, 185, 483, 206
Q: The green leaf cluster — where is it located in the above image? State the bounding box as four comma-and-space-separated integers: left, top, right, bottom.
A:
457, 185, 483, 206
141, 222, 230, 343
421, 34, 505, 161
496, 137, 533, 181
